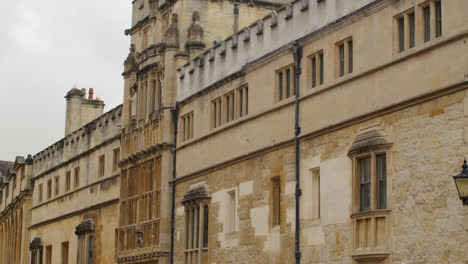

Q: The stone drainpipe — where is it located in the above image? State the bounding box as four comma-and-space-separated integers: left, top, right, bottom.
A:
292, 41, 303, 264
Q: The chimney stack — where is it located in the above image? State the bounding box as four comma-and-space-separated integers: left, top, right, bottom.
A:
65, 87, 105, 136
89, 88, 94, 100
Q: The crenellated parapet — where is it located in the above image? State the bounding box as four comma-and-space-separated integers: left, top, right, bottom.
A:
176, 0, 376, 101
32, 105, 122, 178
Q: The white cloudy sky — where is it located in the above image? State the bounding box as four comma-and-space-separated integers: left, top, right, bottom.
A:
0, 0, 131, 160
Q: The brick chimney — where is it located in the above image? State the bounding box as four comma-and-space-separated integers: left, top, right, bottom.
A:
65, 88, 105, 136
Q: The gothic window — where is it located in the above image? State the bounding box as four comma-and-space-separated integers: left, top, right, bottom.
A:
75, 219, 95, 264
30, 237, 44, 264
348, 129, 392, 261
182, 184, 211, 264
117, 157, 161, 253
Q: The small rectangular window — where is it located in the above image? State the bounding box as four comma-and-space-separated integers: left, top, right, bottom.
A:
62, 241, 69, 264
311, 168, 320, 219
181, 112, 194, 141
359, 157, 371, 212
319, 53, 324, 85
99, 155, 105, 178
46, 245, 52, 264
272, 178, 281, 227
47, 179, 52, 199
348, 40, 353, 73
238, 86, 248, 118
39, 183, 43, 202
376, 154, 387, 209
211, 98, 223, 129
278, 72, 283, 100
227, 190, 236, 233
74, 167, 80, 188
225, 93, 235, 123
339, 44, 345, 77
424, 6, 431, 42
398, 17, 405, 52
203, 205, 209, 248
113, 148, 120, 172
286, 69, 291, 98
435, 1, 442, 38
409, 13, 415, 48
65, 171, 71, 192
54, 176, 60, 196
312, 57, 317, 88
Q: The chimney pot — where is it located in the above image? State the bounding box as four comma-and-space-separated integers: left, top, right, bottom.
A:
89, 88, 94, 100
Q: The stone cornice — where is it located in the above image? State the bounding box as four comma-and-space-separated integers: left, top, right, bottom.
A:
119, 142, 173, 167
117, 250, 169, 263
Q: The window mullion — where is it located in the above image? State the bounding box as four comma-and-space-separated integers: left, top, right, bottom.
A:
370, 153, 377, 210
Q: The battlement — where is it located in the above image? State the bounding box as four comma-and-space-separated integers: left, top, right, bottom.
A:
177, 0, 377, 101
33, 105, 123, 177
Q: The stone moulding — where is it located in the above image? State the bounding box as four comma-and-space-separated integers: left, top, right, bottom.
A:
117, 250, 169, 263
75, 218, 95, 235
29, 237, 43, 250
348, 129, 393, 156
181, 184, 211, 204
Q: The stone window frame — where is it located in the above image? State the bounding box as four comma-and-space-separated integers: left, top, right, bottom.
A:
236, 85, 248, 118
29, 237, 44, 264
112, 148, 120, 172
98, 154, 105, 178
269, 174, 286, 233
335, 37, 353, 78
275, 63, 295, 102
75, 219, 95, 264
74, 166, 80, 189
182, 184, 211, 264
307, 49, 325, 89
348, 129, 393, 262
38, 183, 43, 202
180, 111, 194, 142
225, 187, 239, 235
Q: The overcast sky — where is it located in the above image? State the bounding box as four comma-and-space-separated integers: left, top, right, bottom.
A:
0, 0, 131, 160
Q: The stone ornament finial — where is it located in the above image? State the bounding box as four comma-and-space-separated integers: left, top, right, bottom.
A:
185, 10, 205, 57
164, 13, 179, 48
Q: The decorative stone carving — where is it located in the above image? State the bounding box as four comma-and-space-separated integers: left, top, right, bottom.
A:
243, 27, 251, 42
164, 14, 179, 48
29, 237, 43, 250
75, 219, 95, 235
185, 11, 206, 57
182, 183, 211, 204
256, 20, 264, 35
124, 45, 138, 76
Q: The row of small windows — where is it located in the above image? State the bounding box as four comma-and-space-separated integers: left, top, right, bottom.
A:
37, 148, 120, 202
276, 38, 353, 102
397, 0, 442, 53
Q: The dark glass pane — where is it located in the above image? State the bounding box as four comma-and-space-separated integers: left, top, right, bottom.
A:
279, 72, 283, 100
312, 57, 317, 88
409, 13, 415, 48
377, 154, 387, 209
399, 18, 405, 52
245, 88, 248, 115
424, 6, 430, 42
286, 69, 291, 98
339, 44, 345, 77
348, 40, 353, 73
319, 53, 324, 85
88, 236, 94, 264
203, 206, 209, 248
185, 213, 189, 249
359, 157, 371, 211
191, 208, 195, 249
239, 89, 243, 117
195, 207, 199, 248
436, 1, 442, 37
226, 97, 230, 122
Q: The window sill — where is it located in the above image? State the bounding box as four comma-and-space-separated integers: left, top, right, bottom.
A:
351, 209, 391, 219
352, 252, 390, 262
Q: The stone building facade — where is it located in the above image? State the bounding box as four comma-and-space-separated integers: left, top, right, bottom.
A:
28, 89, 122, 264
173, 0, 468, 263
117, 0, 286, 263
0, 157, 33, 264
